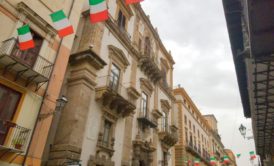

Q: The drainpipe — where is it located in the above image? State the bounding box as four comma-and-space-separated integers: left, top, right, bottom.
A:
22, 0, 75, 165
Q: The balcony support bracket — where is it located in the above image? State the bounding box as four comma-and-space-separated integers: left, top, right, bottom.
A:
15, 69, 29, 81
3, 62, 17, 75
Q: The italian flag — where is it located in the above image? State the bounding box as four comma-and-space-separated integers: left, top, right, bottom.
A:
89, 0, 108, 24
210, 156, 216, 165
250, 151, 256, 160
125, 0, 143, 5
194, 159, 200, 166
224, 156, 230, 164
17, 25, 35, 50
50, 10, 74, 37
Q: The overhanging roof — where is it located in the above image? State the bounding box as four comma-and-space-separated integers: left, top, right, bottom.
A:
222, 0, 251, 117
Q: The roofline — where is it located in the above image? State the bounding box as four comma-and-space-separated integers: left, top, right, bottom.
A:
222, 0, 251, 118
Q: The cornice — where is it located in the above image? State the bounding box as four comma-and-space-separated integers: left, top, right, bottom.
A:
133, 4, 175, 65
105, 16, 141, 60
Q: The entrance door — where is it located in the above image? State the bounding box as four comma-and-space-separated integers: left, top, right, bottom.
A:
0, 84, 21, 144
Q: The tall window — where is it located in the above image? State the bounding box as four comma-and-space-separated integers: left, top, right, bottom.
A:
12, 30, 43, 67
0, 84, 21, 144
144, 37, 151, 56
161, 66, 168, 88
185, 128, 188, 143
184, 115, 187, 125
117, 10, 126, 30
103, 120, 112, 146
141, 92, 148, 116
109, 64, 120, 91
162, 111, 168, 131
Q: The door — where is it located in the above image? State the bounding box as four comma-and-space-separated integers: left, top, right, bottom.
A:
0, 84, 21, 144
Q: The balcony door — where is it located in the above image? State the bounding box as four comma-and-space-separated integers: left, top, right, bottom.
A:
109, 64, 120, 91
0, 84, 21, 144
140, 92, 148, 117
12, 31, 43, 67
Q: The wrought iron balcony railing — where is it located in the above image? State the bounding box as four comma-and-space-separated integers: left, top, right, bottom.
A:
95, 76, 136, 117
0, 120, 31, 152
0, 38, 53, 84
137, 109, 157, 128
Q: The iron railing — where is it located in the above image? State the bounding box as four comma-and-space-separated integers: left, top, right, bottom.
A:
96, 75, 135, 104
0, 120, 31, 151
0, 38, 53, 79
138, 109, 158, 127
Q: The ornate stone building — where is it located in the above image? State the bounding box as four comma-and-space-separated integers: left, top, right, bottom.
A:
174, 87, 230, 166
45, 1, 178, 166
0, 0, 84, 165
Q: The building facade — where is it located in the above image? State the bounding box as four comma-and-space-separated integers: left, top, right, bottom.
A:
44, 1, 179, 166
0, 0, 84, 165
224, 149, 237, 166
174, 87, 233, 166
223, 0, 274, 165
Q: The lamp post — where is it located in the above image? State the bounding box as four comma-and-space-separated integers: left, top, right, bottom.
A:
239, 124, 254, 140
56, 95, 68, 111
239, 124, 247, 138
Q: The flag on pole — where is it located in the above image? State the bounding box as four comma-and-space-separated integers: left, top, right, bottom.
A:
89, 0, 108, 23
50, 10, 74, 37
210, 156, 216, 165
194, 158, 200, 166
125, 0, 143, 5
250, 151, 256, 160
17, 24, 35, 50
224, 156, 230, 164
236, 154, 241, 158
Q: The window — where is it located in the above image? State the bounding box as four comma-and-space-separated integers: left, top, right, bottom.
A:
109, 64, 120, 91
141, 92, 148, 116
162, 111, 168, 131
0, 84, 21, 144
117, 10, 126, 30
189, 120, 191, 129
103, 120, 112, 146
185, 127, 188, 143
193, 125, 195, 133
184, 115, 187, 125
12, 30, 43, 67
144, 37, 151, 56
161, 66, 168, 88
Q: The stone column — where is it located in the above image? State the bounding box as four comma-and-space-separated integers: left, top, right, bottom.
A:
121, 114, 134, 166
47, 51, 106, 165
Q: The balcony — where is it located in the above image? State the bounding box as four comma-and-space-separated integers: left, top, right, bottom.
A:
0, 38, 53, 86
137, 110, 157, 128
158, 125, 178, 147
95, 76, 136, 117
0, 120, 31, 153
186, 142, 211, 166
139, 52, 162, 84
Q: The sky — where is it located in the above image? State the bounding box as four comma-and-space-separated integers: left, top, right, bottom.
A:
142, 0, 258, 165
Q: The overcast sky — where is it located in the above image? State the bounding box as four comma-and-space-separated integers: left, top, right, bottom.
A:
142, 0, 258, 165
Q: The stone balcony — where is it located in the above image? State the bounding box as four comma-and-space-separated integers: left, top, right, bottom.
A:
137, 110, 158, 128
95, 76, 136, 118
158, 125, 178, 149
138, 54, 162, 84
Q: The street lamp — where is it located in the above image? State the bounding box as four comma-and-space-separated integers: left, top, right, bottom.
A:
239, 124, 247, 138
38, 95, 68, 120
56, 95, 68, 110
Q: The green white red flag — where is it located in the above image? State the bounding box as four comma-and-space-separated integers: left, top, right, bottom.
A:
50, 10, 74, 37
250, 151, 256, 160
194, 159, 200, 166
236, 154, 241, 158
223, 156, 230, 164
89, 0, 108, 23
17, 25, 35, 50
125, 0, 143, 5
210, 156, 216, 165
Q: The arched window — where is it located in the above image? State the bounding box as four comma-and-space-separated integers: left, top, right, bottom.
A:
144, 37, 151, 56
